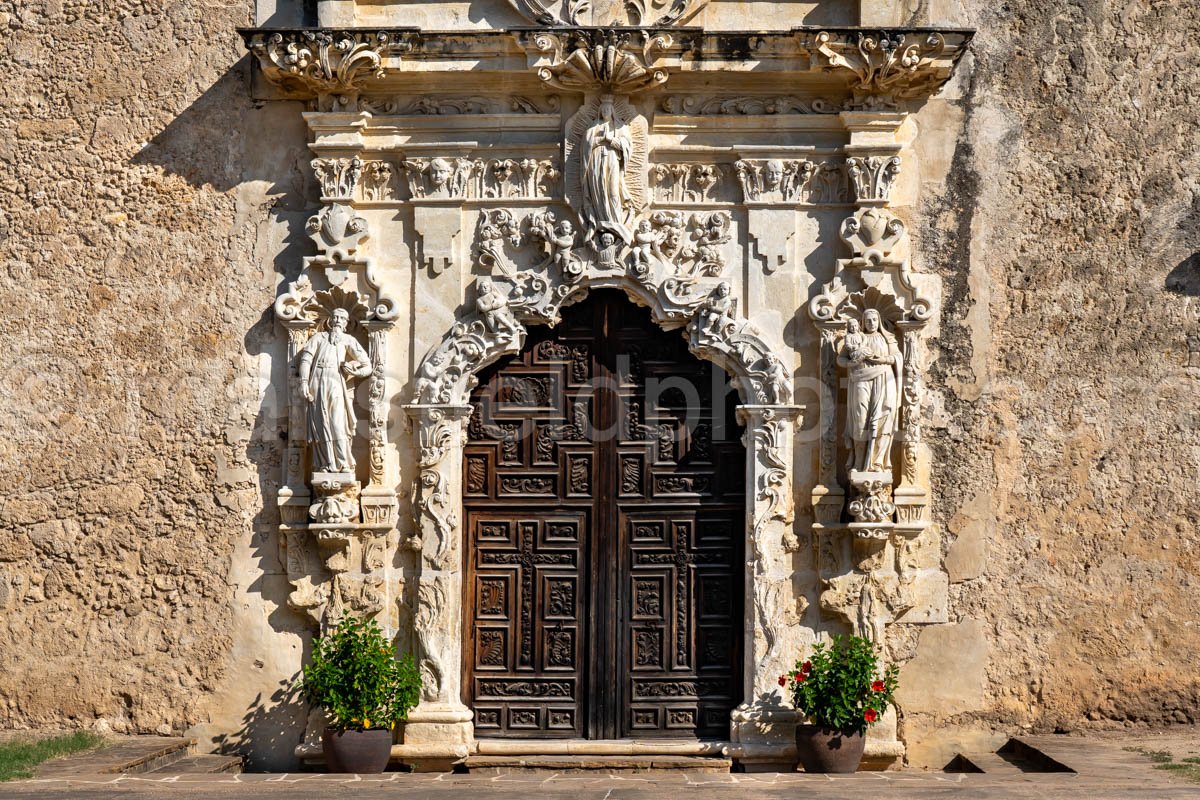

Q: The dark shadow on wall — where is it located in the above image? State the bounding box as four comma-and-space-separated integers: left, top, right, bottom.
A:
132, 54, 320, 770
131, 55, 313, 204
1166, 252, 1200, 297
212, 681, 310, 772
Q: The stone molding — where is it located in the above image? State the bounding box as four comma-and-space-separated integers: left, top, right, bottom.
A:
242, 28, 973, 110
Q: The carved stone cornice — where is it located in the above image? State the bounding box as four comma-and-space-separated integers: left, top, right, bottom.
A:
798, 28, 972, 109
515, 28, 682, 93
240, 28, 418, 103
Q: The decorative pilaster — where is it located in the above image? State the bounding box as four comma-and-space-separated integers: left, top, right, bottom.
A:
731, 404, 804, 770
401, 404, 475, 761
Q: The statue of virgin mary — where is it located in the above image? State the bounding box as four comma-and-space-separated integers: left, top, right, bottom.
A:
580, 94, 635, 244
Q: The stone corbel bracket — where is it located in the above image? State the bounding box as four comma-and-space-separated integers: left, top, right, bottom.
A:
241, 28, 419, 110
797, 28, 973, 110
515, 27, 691, 94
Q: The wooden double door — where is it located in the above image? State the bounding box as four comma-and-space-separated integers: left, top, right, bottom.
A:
463, 291, 745, 739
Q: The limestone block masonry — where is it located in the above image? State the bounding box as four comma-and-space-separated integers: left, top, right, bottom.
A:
242, 3, 971, 770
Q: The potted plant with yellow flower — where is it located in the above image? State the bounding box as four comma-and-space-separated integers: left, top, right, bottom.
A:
298, 615, 422, 773
781, 634, 899, 773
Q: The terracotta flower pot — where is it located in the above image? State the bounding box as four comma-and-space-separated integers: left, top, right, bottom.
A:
794, 724, 866, 773
322, 727, 393, 774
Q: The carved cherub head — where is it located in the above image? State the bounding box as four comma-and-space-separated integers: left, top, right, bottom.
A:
598, 231, 616, 248
715, 281, 730, 298
477, 277, 493, 295
429, 157, 452, 188
638, 219, 653, 233
558, 219, 574, 236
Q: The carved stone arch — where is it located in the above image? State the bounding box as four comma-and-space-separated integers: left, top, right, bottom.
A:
402, 272, 802, 750
411, 272, 793, 408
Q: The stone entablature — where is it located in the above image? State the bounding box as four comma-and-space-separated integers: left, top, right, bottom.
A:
243, 11, 970, 770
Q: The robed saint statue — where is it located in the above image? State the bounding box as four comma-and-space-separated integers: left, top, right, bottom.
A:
298, 308, 373, 473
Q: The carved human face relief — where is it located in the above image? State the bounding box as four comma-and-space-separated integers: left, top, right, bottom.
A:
863, 309, 880, 333
764, 159, 784, 191
429, 158, 452, 189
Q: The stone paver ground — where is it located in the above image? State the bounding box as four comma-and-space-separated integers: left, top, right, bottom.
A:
0, 732, 1197, 799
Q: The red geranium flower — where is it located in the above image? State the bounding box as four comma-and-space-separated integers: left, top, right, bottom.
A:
793, 671, 806, 682
872, 680, 885, 692
864, 708, 878, 723
802, 661, 812, 673
778, 675, 787, 687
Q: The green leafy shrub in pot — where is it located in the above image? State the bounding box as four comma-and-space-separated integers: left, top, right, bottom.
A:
298, 615, 422, 732
782, 633, 899, 734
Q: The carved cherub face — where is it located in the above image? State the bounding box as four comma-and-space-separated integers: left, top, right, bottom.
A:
638, 220, 652, 233
558, 220, 574, 235
478, 278, 493, 294
765, 160, 785, 190
716, 282, 730, 298
863, 309, 881, 333
599, 232, 615, 248
429, 158, 452, 188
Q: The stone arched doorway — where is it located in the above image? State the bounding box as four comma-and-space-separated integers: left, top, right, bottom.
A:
462, 290, 745, 739
402, 274, 801, 758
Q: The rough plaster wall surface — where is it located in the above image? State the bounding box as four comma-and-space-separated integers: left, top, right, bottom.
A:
0, 0, 1197, 771
902, 0, 1200, 767
0, 0, 312, 769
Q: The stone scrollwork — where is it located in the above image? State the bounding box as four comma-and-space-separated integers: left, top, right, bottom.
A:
846, 156, 902, 204
243, 30, 417, 110
661, 95, 841, 116
808, 30, 965, 110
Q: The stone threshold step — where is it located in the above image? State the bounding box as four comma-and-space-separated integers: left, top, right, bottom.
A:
144, 754, 244, 775
462, 754, 733, 773
37, 736, 196, 776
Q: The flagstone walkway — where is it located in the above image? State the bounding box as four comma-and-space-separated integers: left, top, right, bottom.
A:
1, 732, 1196, 799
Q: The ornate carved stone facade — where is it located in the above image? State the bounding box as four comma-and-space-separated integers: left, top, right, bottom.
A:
243, 2, 970, 770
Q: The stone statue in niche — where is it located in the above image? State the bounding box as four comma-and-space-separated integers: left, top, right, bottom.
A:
581, 94, 635, 245
838, 309, 902, 473
299, 308, 373, 473
475, 278, 521, 342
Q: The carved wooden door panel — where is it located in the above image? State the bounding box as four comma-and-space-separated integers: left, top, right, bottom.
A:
464, 290, 743, 739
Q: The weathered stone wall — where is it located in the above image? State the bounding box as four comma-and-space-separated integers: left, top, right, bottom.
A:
0, 0, 1197, 772
898, 0, 1200, 767
0, 0, 312, 770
